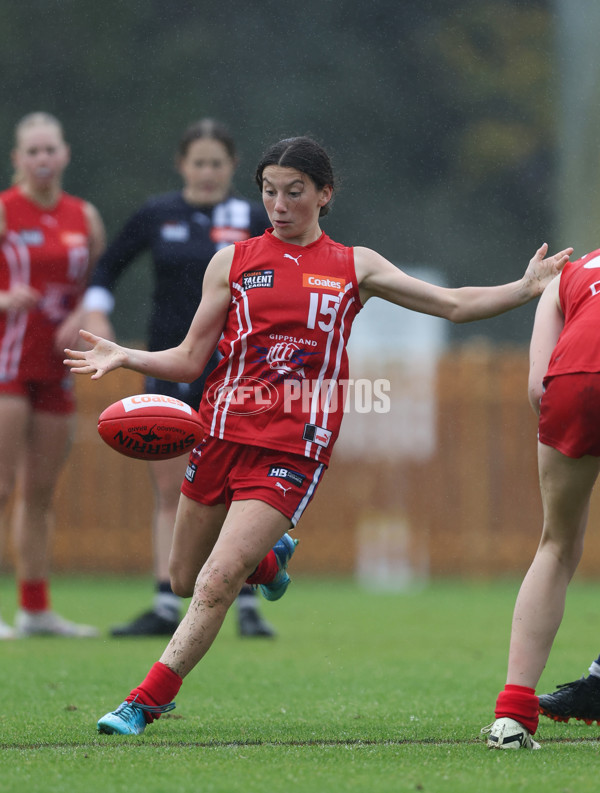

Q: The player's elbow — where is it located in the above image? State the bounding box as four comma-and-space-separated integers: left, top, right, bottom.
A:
528, 383, 542, 416
170, 347, 204, 383
444, 304, 470, 324
438, 292, 471, 324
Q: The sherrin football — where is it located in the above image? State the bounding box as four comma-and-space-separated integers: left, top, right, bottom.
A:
97, 394, 203, 460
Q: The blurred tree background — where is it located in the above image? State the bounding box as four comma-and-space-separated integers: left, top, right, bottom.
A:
0, 0, 565, 344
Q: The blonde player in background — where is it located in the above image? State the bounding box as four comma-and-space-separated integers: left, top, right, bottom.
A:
0, 112, 105, 638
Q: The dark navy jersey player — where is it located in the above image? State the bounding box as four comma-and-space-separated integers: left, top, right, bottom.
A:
81, 119, 271, 639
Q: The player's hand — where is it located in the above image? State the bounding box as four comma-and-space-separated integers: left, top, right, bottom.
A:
0, 284, 42, 312
522, 243, 573, 296
64, 329, 127, 379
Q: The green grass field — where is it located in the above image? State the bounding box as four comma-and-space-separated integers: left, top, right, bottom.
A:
1, 574, 599, 793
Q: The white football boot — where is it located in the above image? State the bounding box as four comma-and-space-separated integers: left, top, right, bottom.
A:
481, 717, 541, 750
15, 609, 99, 637
0, 616, 16, 639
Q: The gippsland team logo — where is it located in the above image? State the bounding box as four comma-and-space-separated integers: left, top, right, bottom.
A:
252, 342, 318, 383
205, 376, 279, 415
266, 342, 302, 374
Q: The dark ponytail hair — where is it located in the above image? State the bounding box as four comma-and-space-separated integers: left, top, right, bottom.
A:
255, 136, 335, 217
177, 118, 236, 161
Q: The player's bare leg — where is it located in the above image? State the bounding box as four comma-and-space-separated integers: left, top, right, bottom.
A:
168, 495, 227, 597
507, 445, 597, 689
97, 499, 296, 734
0, 395, 28, 638
9, 409, 98, 636
164, 499, 289, 675
485, 444, 599, 749
111, 458, 276, 638
12, 411, 73, 579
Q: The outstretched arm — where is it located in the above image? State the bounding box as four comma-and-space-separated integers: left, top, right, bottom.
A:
355, 243, 572, 323
64, 246, 233, 381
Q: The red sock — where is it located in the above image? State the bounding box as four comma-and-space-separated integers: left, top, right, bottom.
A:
126, 662, 183, 723
19, 579, 49, 612
495, 684, 539, 735
245, 550, 279, 585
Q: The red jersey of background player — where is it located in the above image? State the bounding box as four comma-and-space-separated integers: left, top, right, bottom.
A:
0, 185, 90, 382
545, 248, 600, 380
199, 229, 362, 465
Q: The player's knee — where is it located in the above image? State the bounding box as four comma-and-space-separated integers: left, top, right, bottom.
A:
539, 531, 584, 572
169, 563, 195, 598
192, 559, 245, 608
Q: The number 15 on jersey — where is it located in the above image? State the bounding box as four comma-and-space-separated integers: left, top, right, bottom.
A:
307, 292, 340, 332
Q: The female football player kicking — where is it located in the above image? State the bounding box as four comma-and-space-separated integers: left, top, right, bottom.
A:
65, 135, 570, 735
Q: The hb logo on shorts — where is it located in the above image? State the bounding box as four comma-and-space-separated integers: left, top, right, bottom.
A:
267, 465, 305, 487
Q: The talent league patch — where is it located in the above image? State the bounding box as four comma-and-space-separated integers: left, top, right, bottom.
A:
19, 229, 44, 246
242, 269, 274, 290
267, 465, 306, 487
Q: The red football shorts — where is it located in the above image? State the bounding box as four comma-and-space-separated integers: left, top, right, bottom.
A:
538, 373, 600, 458
180, 435, 326, 525
0, 376, 75, 414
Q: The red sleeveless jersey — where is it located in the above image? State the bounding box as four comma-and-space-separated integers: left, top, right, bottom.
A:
0, 186, 90, 382
199, 229, 362, 464
545, 248, 600, 379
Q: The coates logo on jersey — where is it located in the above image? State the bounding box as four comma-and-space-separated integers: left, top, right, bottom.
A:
205, 376, 279, 415
302, 273, 345, 292
61, 231, 88, 247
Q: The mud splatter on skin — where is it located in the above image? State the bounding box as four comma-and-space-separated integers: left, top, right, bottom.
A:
159, 499, 290, 678
160, 562, 250, 677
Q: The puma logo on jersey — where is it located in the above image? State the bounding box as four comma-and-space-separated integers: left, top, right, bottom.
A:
284, 253, 302, 266
275, 482, 291, 496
